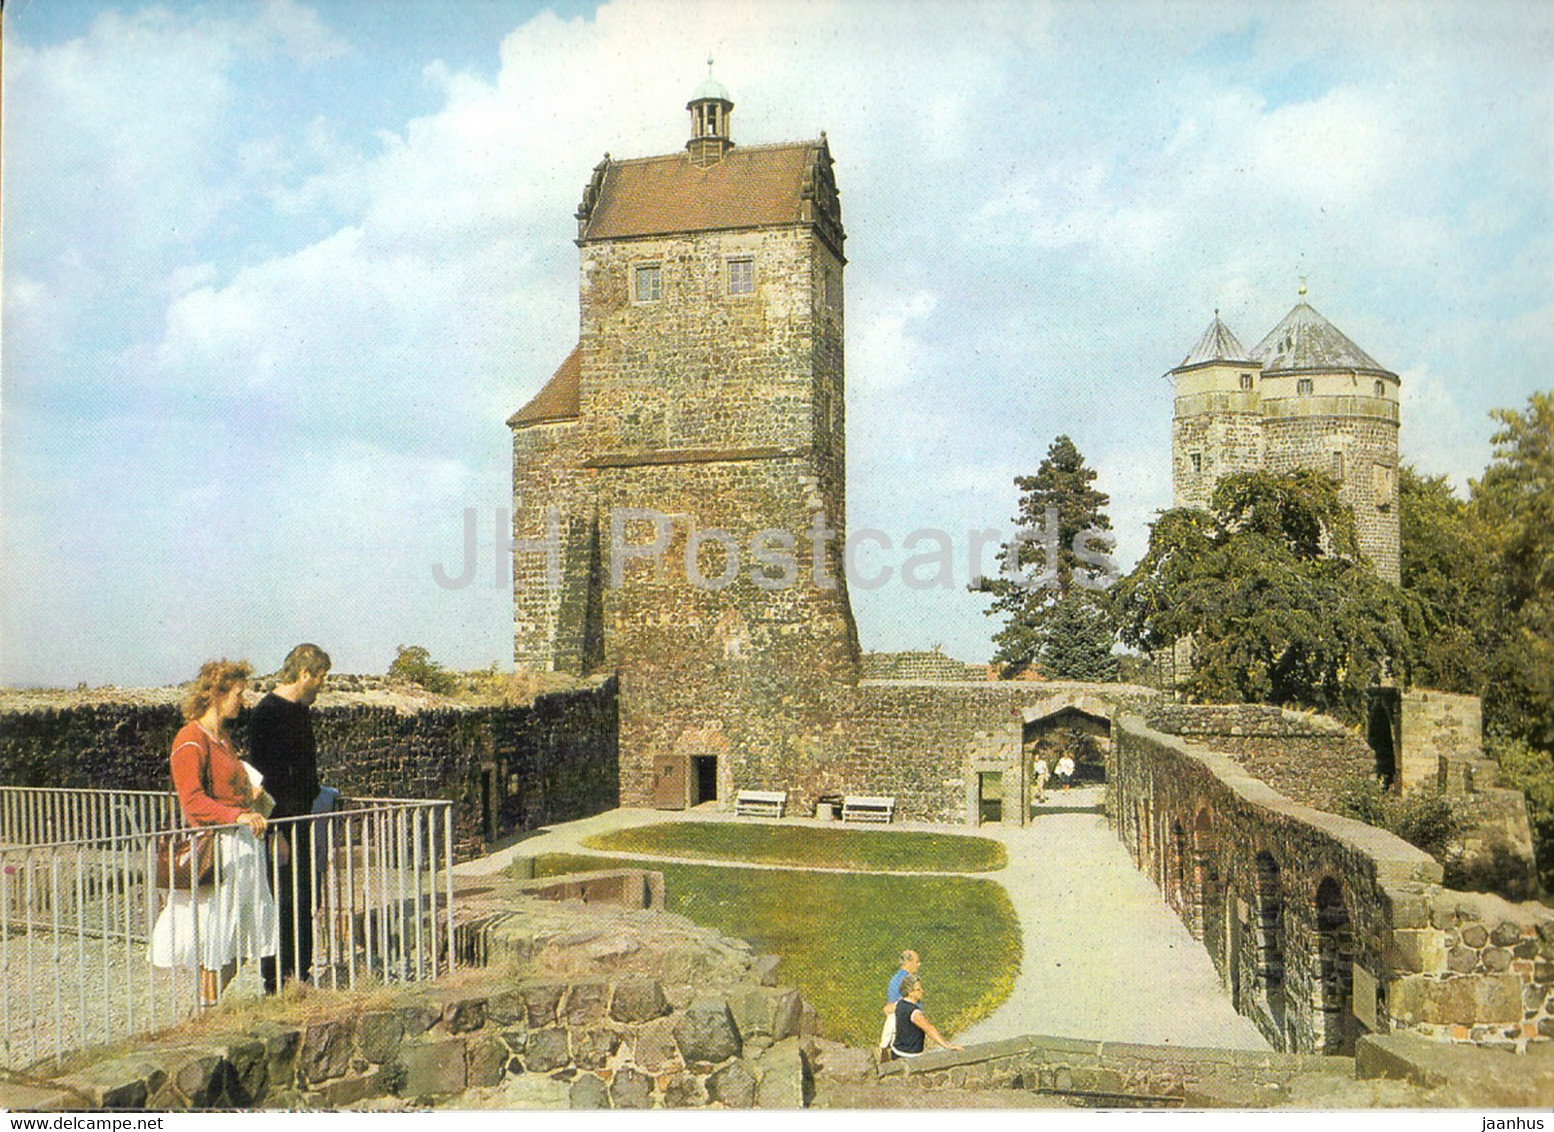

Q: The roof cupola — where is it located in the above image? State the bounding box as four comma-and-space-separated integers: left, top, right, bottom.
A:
687, 59, 734, 167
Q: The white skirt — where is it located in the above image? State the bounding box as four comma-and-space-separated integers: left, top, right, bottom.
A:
149, 826, 280, 969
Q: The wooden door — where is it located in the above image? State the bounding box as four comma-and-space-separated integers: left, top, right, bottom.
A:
652, 756, 687, 809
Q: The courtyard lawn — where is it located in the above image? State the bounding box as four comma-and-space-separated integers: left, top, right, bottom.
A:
525, 852, 1021, 1048
579, 821, 1007, 872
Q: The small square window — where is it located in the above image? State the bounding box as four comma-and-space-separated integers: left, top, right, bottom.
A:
728, 257, 754, 295
634, 264, 662, 303
1240, 373, 1254, 391
1297, 378, 1313, 396
1374, 380, 1386, 398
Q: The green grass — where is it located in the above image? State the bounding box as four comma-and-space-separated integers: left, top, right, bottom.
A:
526, 852, 1021, 1048
579, 821, 1007, 872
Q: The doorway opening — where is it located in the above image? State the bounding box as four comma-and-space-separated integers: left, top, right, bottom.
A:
693, 756, 719, 805
978, 772, 1003, 823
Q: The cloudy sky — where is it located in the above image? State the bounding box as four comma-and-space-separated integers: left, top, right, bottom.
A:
3, 0, 1551, 687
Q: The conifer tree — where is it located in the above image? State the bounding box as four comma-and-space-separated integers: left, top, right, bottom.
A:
976, 435, 1117, 676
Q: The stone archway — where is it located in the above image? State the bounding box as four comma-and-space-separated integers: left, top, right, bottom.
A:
1020, 693, 1113, 808
1315, 876, 1358, 1055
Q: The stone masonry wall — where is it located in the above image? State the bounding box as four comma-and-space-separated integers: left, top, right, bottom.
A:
1111, 716, 1554, 1054
0, 680, 618, 859
1142, 703, 1374, 812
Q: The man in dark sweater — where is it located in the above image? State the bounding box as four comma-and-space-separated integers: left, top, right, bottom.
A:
249, 643, 330, 994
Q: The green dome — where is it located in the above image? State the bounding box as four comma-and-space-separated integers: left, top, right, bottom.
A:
690, 75, 732, 104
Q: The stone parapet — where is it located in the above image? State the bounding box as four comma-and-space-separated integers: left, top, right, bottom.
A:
1111, 715, 1554, 1055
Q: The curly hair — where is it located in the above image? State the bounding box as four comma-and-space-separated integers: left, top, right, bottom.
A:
182, 659, 253, 722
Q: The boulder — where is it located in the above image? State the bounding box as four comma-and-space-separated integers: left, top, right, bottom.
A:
662, 1072, 706, 1108
55, 1058, 167, 1109
442, 997, 487, 1034
222, 1038, 268, 1106
520, 981, 568, 1027
571, 1027, 622, 1070
730, 985, 803, 1043
170, 1049, 227, 1108
486, 989, 527, 1026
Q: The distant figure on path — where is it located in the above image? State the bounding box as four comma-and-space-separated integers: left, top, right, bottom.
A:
1055, 753, 1075, 790
250, 643, 331, 994
891, 974, 962, 1058
877, 948, 921, 1062
1032, 755, 1050, 805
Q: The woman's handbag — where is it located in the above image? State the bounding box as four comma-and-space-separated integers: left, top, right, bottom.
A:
155, 832, 215, 890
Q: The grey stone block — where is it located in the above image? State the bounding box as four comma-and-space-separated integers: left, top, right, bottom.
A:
356, 1011, 405, 1065
223, 1039, 268, 1106
662, 1072, 706, 1108
486, 989, 526, 1025
569, 1073, 610, 1109
707, 1059, 758, 1108
466, 1036, 508, 1088
562, 980, 610, 1026
572, 1027, 622, 1070
674, 996, 742, 1065
521, 981, 568, 1027
56, 1058, 166, 1110
610, 978, 669, 1023
753, 1037, 808, 1108
609, 1066, 654, 1109
302, 1019, 352, 1084
172, 1051, 227, 1108
398, 1037, 468, 1098
632, 1016, 683, 1075
524, 1028, 571, 1073
442, 997, 487, 1034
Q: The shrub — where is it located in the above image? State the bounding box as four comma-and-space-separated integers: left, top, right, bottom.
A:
1333, 774, 1469, 863
386, 644, 456, 695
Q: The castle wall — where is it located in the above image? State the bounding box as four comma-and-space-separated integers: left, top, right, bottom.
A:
1171, 398, 1264, 509
0, 680, 618, 859
1141, 702, 1375, 813
1111, 715, 1554, 1054
512, 420, 599, 673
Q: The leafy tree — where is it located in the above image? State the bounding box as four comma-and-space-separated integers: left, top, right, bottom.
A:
1398, 467, 1496, 694
1112, 470, 1415, 720
387, 644, 456, 695
976, 436, 1117, 676
1473, 392, 1554, 751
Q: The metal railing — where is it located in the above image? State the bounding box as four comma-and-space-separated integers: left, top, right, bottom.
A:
0, 787, 456, 1069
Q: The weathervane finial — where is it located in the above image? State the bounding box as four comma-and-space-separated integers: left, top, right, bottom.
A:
707, 54, 714, 76
1298, 275, 1308, 298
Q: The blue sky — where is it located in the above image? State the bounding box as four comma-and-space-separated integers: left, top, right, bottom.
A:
3, 0, 1551, 687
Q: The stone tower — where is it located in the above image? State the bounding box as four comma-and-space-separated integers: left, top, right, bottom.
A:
1170, 292, 1401, 581
508, 77, 861, 807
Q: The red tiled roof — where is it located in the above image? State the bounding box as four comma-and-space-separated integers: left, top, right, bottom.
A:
507, 345, 580, 428
581, 142, 818, 241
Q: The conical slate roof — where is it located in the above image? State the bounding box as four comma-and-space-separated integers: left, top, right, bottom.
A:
1251, 301, 1391, 375
1177, 313, 1255, 369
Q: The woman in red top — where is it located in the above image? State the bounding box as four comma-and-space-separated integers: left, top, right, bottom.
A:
149, 660, 279, 1007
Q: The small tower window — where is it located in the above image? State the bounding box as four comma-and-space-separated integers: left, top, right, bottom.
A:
1240, 373, 1254, 391
1190, 453, 1203, 474
1332, 451, 1345, 478
1374, 380, 1386, 398
1297, 378, 1313, 396
728, 257, 755, 295
634, 264, 662, 303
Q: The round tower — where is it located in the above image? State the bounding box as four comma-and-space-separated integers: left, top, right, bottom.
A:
1250, 290, 1400, 582
1170, 311, 1265, 510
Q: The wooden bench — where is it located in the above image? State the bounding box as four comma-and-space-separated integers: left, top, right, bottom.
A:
735, 790, 787, 818
841, 795, 896, 823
